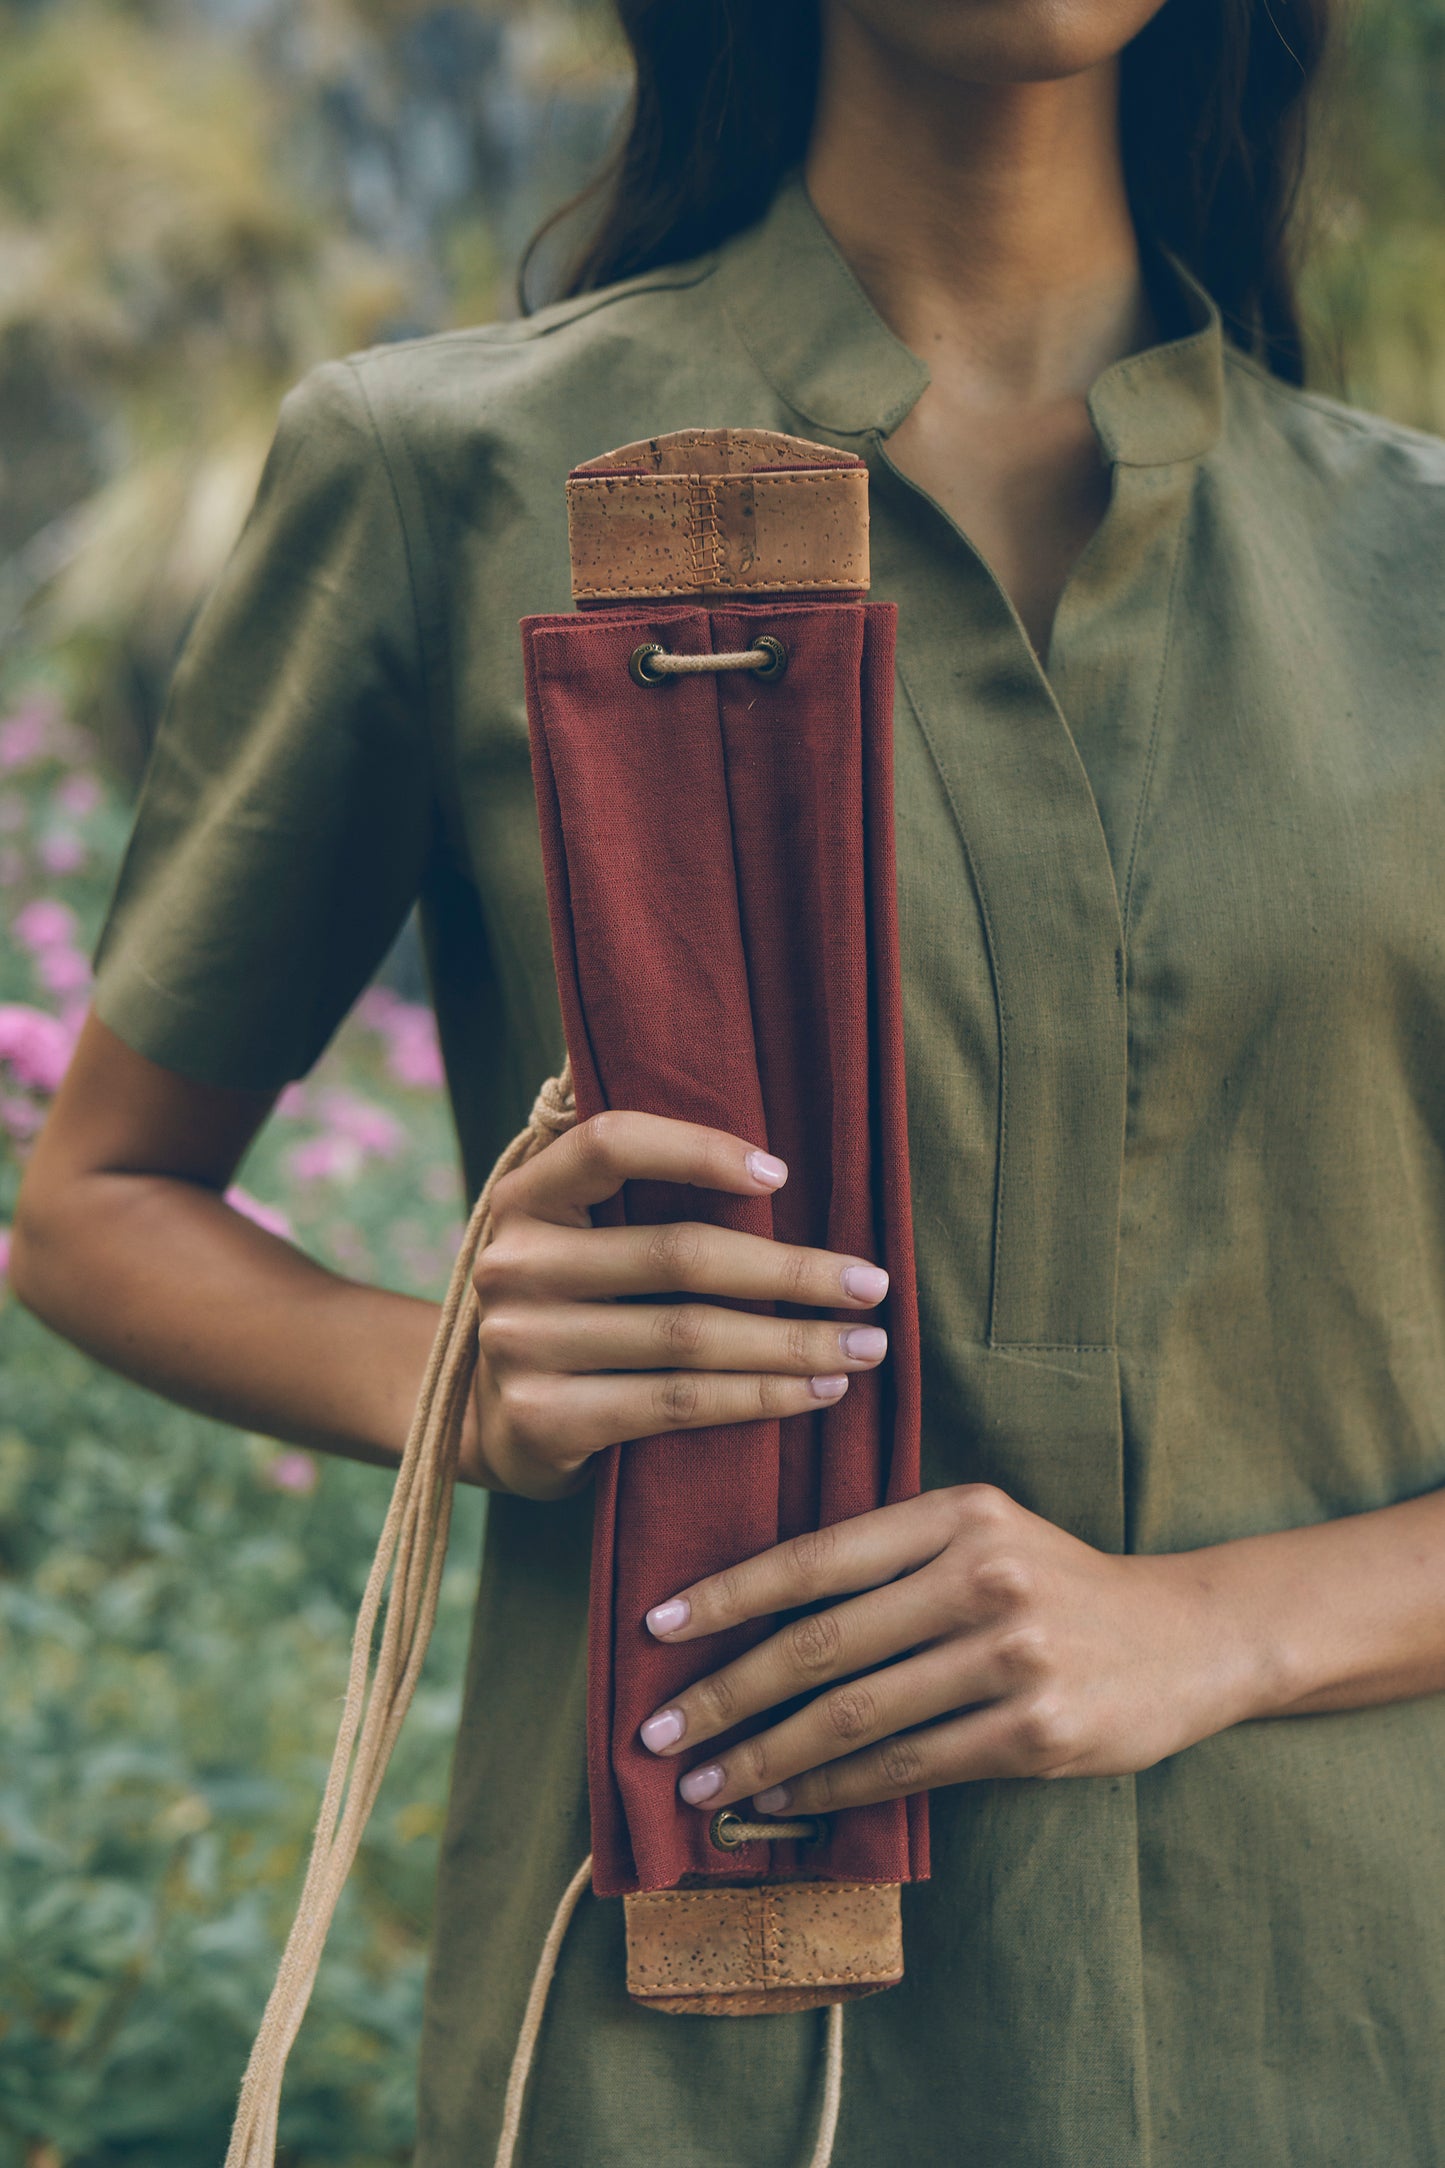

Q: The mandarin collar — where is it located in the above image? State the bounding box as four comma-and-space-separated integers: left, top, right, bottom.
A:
715, 169, 1225, 467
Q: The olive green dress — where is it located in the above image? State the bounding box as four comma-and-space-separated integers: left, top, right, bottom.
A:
92, 174, 1445, 2166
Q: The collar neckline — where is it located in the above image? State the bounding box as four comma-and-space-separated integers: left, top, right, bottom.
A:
715, 170, 1226, 468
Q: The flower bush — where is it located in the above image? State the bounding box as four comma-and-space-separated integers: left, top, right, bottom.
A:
0, 681, 483, 2167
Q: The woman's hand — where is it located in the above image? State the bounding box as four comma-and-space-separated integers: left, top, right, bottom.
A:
462, 1110, 891, 1500
636, 1484, 1278, 1811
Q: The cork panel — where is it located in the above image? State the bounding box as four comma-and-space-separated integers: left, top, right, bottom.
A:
573, 426, 864, 477
763, 1879, 903, 1990
624, 1885, 765, 1998
625, 1882, 903, 2016
567, 468, 869, 602
742, 471, 869, 593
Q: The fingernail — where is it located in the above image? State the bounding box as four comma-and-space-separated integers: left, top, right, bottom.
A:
754, 1785, 792, 1814
640, 1707, 686, 1753
841, 1263, 889, 1303
646, 1597, 691, 1636
810, 1375, 849, 1400
746, 1150, 788, 1188
680, 1763, 726, 1806
841, 1326, 887, 1361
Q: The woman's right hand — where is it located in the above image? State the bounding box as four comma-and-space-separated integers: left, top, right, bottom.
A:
463, 1110, 891, 1500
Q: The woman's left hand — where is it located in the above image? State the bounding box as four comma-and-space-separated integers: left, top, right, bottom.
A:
638, 1484, 1277, 1814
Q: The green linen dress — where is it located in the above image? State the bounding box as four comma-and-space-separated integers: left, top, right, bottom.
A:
92, 174, 1445, 2167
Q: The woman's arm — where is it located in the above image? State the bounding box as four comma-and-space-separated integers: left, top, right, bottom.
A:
12, 1014, 893, 1489
10, 1016, 447, 1469
634, 1477, 1445, 1814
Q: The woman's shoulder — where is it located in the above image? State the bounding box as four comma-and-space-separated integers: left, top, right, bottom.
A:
300, 251, 736, 487
1221, 346, 1445, 527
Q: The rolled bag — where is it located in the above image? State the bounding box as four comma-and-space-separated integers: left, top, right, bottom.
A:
222, 428, 925, 2168
524, 426, 928, 2011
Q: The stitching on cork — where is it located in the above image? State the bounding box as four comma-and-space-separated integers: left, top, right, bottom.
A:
686, 473, 728, 591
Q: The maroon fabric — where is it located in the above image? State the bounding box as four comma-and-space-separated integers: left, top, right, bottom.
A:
522, 597, 925, 1897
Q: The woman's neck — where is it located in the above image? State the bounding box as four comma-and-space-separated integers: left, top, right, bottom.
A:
804, 16, 1152, 415
802, 10, 1157, 656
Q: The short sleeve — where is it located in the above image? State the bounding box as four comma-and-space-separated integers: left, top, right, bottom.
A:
91, 358, 434, 1092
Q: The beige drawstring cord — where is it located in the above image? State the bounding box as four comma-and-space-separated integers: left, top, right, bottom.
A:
496, 1858, 846, 2168
809, 2005, 845, 2168
495, 1852, 595, 2168
223, 1054, 846, 2168
223, 1067, 576, 2168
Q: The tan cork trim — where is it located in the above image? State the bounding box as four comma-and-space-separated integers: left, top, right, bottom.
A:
624, 1880, 903, 2016
566, 428, 870, 603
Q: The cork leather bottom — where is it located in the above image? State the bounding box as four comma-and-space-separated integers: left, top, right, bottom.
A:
624, 1880, 903, 2015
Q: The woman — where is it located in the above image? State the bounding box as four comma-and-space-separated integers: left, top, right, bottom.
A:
13, 0, 1445, 2161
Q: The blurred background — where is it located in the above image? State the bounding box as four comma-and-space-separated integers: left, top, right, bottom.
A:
0, 2, 1442, 2161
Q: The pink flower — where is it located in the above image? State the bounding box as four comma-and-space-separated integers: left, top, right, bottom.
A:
56, 773, 102, 820
316, 1088, 404, 1159
265, 1450, 319, 1495
354, 986, 444, 1090
0, 1227, 10, 1284
37, 946, 91, 995
355, 985, 402, 1032
275, 1081, 309, 1120
39, 833, 86, 876
13, 899, 77, 953
226, 1185, 294, 1242
0, 699, 56, 772
385, 1007, 444, 1091
288, 1132, 362, 1185
0, 1004, 73, 1094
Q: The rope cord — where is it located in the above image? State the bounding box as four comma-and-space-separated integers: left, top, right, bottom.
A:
223, 1068, 576, 2168
809, 2005, 846, 2168
222, 1055, 846, 2168
494, 1852, 595, 2168
648, 647, 773, 674
495, 1858, 845, 2168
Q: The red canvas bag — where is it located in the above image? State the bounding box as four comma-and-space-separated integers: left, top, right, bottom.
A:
523, 428, 926, 2010
225, 428, 924, 2168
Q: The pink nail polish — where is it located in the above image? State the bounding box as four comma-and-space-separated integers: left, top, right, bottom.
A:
746, 1150, 788, 1187
646, 1597, 691, 1636
810, 1374, 849, 1400
841, 1263, 889, 1303
841, 1325, 887, 1361
640, 1707, 686, 1753
680, 1763, 726, 1806
754, 1785, 791, 1814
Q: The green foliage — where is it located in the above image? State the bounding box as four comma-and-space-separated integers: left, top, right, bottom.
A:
1303, 0, 1445, 427
0, 695, 482, 2167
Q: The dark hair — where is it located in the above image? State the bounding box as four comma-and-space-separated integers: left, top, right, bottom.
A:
523, 0, 1330, 385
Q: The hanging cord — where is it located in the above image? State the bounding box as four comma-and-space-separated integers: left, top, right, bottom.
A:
224, 1050, 847, 2168
494, 1852, 595, 2168
809, 2005, 845, 2168
223, 1067, 577, 2168
495, 1859, 846, 2168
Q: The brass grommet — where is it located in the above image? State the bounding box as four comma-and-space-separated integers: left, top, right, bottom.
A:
708, 1807, 825, 1851
629, 642, 669, 688
748, 635, 788, 682
709, 1810, 748, 1851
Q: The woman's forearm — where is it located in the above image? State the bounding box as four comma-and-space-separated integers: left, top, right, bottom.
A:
1184, 1485, 1445, 1719
12, 1166, 442, 1470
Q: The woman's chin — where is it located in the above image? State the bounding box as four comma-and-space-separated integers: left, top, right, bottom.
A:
832, 0, 1169, 85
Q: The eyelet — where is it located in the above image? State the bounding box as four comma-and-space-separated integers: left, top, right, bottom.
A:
748, 635, 788, 682
629, 642, 669, 688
